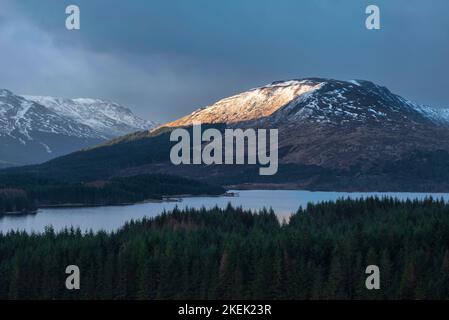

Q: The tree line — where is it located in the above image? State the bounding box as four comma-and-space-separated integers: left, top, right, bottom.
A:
0, 174, 225, 214
0, 197, 448, 299
0, 188, 35, 214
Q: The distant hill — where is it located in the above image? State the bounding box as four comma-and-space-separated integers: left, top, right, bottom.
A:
0, 89, 157, 166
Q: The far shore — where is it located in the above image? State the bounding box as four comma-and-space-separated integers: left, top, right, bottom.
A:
3, 191, 238, 213
0, 210, 38, 216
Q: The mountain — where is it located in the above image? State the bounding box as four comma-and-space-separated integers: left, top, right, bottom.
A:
4, 78, 449, 192
0, 89, 156, 166
23, 95, 157, 138
165, 79, 324, 126
164, 78, 449, 170
166, 79, 449, 127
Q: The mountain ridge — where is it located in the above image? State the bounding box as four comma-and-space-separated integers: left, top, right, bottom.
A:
22, 95, 157, 138
161, 78, 449, 129
0, 89, 156, 166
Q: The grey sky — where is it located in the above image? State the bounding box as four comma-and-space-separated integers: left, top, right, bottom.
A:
1, 0, 448, 122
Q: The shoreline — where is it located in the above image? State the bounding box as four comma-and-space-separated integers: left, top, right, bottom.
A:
226, 183, 449, 194
29, 191, 238, 211
2, 188, 447, 217
0, 210, 38, 216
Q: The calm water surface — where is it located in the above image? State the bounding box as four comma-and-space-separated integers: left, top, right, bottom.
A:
1, 190, 449, 234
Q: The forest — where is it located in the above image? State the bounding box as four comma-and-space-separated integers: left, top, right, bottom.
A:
0, 188, 35, 214
0, 197, 448, 299
0, 173, 225, 214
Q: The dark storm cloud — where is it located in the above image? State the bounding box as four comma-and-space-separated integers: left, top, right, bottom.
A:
1, 0, 448, 122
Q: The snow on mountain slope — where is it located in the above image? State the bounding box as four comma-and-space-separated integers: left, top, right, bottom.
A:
0, 89, 98, 139
0, 89, 156, 166
162, 78, 449, 128
406, 101, 449, 125
156, 78, 449, 171
23, 95, 156, 138
164, 80, 324, 127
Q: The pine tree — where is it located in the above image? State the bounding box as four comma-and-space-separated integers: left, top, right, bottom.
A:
400, 260, 417, 299
380, 250, 392, 299
438, 250, 449, 298
326, 254, 345, 299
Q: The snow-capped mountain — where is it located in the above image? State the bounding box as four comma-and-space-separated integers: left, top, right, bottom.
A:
161, 78, 449, 170
23, 95, 156, 138
164, 78, 449, 128
164, 80, 324, 127
0, 89, 156, 166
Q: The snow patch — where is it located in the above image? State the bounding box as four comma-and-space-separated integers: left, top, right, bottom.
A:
40, 142, 52, 154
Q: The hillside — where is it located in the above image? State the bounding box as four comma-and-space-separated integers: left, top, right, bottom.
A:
3, 78, 449, 192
